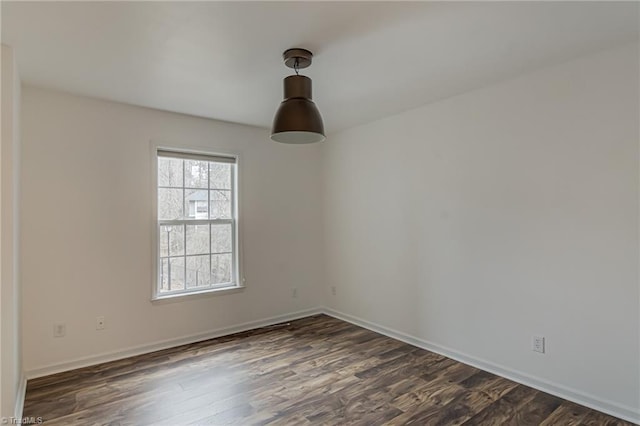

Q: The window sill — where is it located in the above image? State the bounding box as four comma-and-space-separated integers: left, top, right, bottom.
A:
151, 285, 245, 304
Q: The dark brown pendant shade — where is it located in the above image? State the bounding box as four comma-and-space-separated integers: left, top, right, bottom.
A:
271, 49, 325, 144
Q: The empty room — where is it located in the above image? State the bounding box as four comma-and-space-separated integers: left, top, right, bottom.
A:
1, 1, 638, 425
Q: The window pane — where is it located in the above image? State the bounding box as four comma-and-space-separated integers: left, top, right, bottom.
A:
186, 255, 211, 288
186, 224, 209, 255
158, 157, 183, 187
159, 258, 169, 292
210, 163, 231, 190
160, 225, 169, 257
163, 225, 184, 257
211, 224, 232, 254
169, 257, 185, 291
211, 253, 232, 284
185, 189, 208, 219
210, 190, 231, 219
185, 160, 208, 188
158, 188, 183, 220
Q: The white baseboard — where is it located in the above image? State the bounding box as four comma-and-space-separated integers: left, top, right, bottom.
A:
14, 373, 26, 419
24, 307, 322, 380
321, 307, 640, 425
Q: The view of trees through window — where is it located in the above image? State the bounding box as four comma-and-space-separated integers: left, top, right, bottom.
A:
157, 152, 236, 294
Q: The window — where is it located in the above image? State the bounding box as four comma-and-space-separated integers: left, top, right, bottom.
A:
155, 149, 240, 298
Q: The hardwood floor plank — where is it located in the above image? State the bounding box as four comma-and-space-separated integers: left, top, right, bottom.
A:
461, 384, 539, 426
23, 315, 634, 425
581, 410, 637, 426
539, 400, 593, 426
505, 391, 564, 425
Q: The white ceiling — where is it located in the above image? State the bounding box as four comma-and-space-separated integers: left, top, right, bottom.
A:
2, 1, 638, 133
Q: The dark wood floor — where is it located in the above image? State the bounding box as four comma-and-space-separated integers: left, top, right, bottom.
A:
24, 315, 634, 425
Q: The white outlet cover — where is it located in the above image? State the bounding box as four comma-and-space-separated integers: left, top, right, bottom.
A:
532, 336, 545, 353
53, 322, 66, 338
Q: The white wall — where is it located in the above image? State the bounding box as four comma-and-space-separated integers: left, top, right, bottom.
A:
1, 44, 23, 418
323, 44, 639, 421
20, 86, 324, 373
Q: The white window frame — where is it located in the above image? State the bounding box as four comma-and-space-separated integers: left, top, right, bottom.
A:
151, 144, 244, 301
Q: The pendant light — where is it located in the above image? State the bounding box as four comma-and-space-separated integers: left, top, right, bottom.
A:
271, 48, 325, 144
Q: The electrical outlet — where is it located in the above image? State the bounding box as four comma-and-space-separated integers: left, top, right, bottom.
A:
532, 336, 545, 353
96, 316, 106, 330
53, 322, 66, 338
331, 286, 337, 296
291, 288, 298, 298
